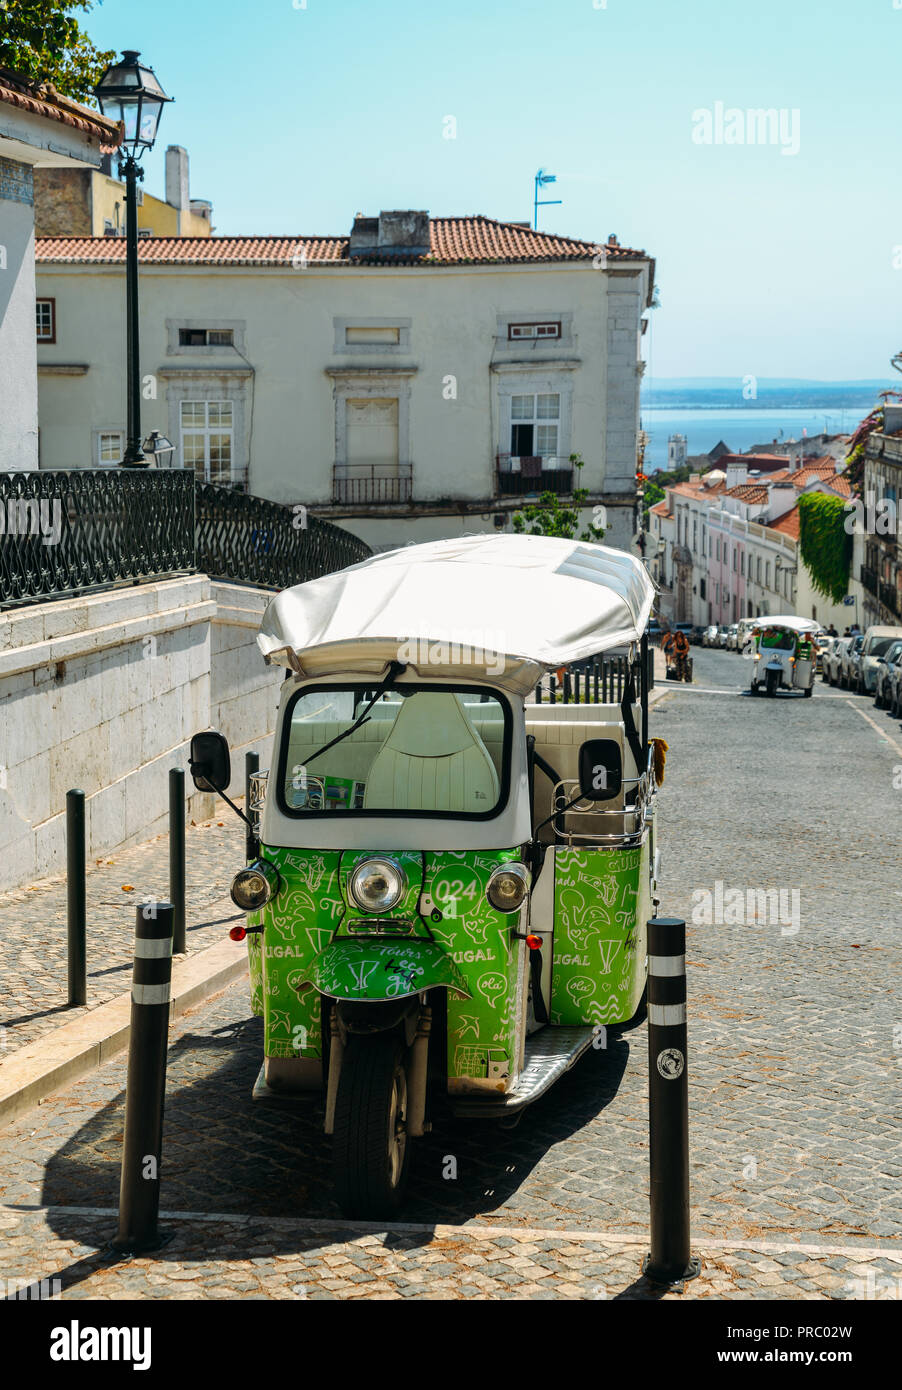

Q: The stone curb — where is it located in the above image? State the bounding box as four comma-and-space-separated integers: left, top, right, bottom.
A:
0, 939, 248, 1129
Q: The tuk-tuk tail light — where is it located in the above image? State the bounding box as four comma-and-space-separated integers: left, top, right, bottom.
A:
486, 862, 529, 912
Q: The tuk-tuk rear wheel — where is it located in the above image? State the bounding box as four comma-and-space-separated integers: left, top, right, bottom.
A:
332, 1033, 411, 1219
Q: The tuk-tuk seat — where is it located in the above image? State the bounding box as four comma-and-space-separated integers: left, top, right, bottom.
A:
363, 692, 499, 812
527, 717, 642, 843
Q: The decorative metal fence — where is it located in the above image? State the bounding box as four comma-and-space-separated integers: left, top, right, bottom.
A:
0, 470, 371, 611
0, 469, 195, 610
533, 649, 652, 705
195, 483, 371, 591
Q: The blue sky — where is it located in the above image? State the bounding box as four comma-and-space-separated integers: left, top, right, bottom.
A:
85, 0, 902, 380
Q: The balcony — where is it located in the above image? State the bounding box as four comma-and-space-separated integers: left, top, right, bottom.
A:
332, 463, 413, 505
495, 454, 574, 496
861, 563, 901, 619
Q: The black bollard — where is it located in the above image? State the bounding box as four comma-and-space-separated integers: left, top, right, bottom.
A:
245, 750, 260, 862
169, 769, 186, 955
112, 902, 174, 1253
66, 789, 86, 1006
642, 916, 700, 1286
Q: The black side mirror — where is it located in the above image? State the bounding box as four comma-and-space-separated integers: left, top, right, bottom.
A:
578, 738, 623, 802
189, 730, 231, 792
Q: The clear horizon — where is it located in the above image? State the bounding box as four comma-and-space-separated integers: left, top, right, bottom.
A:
81, 0, 902, 381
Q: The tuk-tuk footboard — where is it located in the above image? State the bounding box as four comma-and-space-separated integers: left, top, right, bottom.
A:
449, 1026, 595, 1117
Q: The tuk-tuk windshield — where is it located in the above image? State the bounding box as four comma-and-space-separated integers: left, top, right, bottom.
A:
758, 628, 795, 651
278, 684, 509, 818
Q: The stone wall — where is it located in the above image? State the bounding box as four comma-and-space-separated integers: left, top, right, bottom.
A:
32, 168, 93, 238
0, 577, 282, 892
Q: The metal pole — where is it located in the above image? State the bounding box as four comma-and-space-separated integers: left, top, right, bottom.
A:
245, 750, 260, 862
169, 769, 186, 955
66, 789, 86, 1006
113, 901, 174, 1253
121, 156, 146, 467
563, 672, 571, 704
643, 916, 700, 1286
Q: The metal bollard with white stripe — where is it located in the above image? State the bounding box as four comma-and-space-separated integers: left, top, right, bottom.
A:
112, 902, 174, 1253
642, 916, 700, 1286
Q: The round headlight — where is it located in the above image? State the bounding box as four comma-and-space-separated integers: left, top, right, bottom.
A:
486, 862, 529, 913
230, 858, 280, 911
349, 857, 406, 914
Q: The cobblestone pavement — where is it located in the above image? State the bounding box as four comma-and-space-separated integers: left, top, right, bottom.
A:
1, 648, 899, 1298
1, 813, 246, 1054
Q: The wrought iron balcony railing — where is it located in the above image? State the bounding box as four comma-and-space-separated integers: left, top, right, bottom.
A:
495, 454, 574, 496
332, 464, 413, 504
0, 469, 371, 611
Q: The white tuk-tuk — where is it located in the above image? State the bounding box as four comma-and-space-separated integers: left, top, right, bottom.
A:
749, 615, 819, 697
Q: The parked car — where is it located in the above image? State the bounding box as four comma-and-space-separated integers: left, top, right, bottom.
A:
889, 652, 902, 718
839, 633, 865, 690
823, 636, 850, 685
703, 625, 719, 647
689, 625, 707, 645
716, 626, 730, 648
648, 620, 663, 643
874, 638, 902, 709
736, 617, 758, 655
857, 625, 902, 696
813, 635, 831, 675
726, 623, 740, 651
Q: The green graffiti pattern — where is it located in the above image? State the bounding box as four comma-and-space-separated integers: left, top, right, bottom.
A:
304, 938, 471, 1001
551, 840, 651, 1026
245, 845, 523, 1082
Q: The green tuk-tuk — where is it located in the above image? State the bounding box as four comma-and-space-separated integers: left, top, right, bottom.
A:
189, 535, 660, 1217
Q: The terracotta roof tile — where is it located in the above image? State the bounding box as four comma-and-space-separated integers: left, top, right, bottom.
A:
35, 217, 652, 268
650, 500, 672, 516
0, 67, 120, 149
769, 507, 801, 539
725, 484, 769, 503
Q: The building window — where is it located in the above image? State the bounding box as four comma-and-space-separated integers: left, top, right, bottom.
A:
97, 431, 123, 465
345, 326, 401, 345
700, 578, 706, 600
733, 549, 738, 571
757, 556, 762, 583
178, 327, 234, 347
716, 537, 721, 561
507, 321, 561, 340
741, 552, 745, 575
36, 298, 56, 343
510, 392, 560, 458
180, 400, 233, 483
765, 562, 771, 589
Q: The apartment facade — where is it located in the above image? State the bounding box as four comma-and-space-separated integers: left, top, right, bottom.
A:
857, 404, 902, 627
34, 210, 655, 551
0, 67, 120, 470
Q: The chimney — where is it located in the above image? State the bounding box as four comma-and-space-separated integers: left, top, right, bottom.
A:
165, 145, 190, 218
767, 481, 796, 520
725, 460, 748, 489
349, 210, 430, 259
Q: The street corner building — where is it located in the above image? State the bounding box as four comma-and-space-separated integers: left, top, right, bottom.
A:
32, 210, 656, 553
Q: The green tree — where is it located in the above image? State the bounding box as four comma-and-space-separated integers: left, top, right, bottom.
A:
0, 1, 114, 104
510, 455, 606, 542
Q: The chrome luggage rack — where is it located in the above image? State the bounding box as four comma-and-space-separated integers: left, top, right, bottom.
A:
249, 769, 269, 839
552, 749, 657, 847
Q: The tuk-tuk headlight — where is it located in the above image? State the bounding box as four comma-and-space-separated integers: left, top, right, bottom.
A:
230, 859, 280, 911
349, 857, 406, 913
487, 862, 529, 913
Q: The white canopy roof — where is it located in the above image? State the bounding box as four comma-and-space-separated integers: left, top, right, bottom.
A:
751, 615, 820, 634
257, 535, 656, 696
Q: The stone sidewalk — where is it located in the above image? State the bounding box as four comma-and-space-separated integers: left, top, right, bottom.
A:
1, 812, 246, 1057
4, 1201, 900, 1300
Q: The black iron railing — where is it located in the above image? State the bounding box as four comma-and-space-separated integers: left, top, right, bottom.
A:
332, 464, 413, 504
495, 455, 574, 497
0, 470, 371, 610
0, 469, 195, 610
533, 649, 653, 705
860, 562, 901, 620
196, 483, 370, 590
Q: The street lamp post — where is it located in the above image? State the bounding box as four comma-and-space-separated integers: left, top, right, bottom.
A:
95, 51, 172, 468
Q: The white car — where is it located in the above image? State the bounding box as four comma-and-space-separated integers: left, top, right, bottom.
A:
703, 625, 719, 647
726, 623, 740, 650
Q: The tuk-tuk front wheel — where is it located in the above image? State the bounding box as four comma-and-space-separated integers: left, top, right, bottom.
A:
332, 1033, 411, 1219
766, 669, 779, 698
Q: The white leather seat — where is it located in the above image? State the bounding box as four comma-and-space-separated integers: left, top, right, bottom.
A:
363, 692, 499, 812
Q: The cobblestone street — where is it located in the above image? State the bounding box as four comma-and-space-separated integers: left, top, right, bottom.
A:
1, 649, 900, 1299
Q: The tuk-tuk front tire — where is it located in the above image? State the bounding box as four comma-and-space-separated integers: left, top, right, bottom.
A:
332, 1033, 411, 1220
803, 686, 813, 698
766, 670, 779, 698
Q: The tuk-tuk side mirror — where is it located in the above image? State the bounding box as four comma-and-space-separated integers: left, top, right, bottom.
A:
578, 739, 622, 802
189, 730, 231, 792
